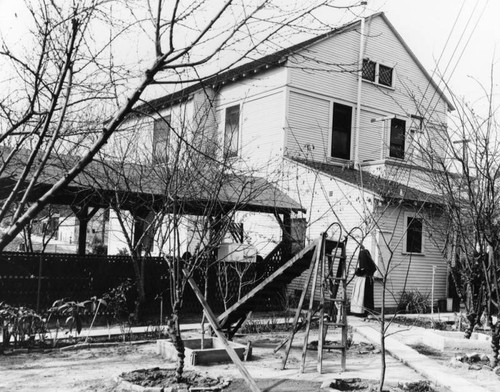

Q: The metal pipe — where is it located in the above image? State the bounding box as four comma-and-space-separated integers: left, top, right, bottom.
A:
354, 16, 365, 167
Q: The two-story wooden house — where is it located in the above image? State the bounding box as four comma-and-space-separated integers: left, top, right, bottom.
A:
106, 13, 454, 310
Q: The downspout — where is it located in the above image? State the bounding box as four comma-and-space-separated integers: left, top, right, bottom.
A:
354, 16, 365, 169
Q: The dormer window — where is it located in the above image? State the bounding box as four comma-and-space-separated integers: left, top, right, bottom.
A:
362, 59, 394, 87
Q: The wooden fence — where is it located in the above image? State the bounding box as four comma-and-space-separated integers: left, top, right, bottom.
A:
0, 248, 286, 318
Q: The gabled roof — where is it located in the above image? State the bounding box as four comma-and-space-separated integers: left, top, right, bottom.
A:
134, 12, 453, 115
133, 14, 366, 115
292, 158, 443, 205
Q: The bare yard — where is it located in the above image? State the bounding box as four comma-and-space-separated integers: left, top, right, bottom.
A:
0, 329, 435, 392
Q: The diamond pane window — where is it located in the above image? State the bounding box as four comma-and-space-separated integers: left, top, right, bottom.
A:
379, 64, 393, 87
362, 59, 376, 82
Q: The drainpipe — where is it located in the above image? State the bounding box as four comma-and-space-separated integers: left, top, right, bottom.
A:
354, 16, 365, 169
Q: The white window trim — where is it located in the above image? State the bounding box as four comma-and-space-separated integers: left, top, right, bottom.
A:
403, 212, 425, 255
362, 59, 395, 89
222, 103, 241, 158
387, 116, 408, 161
328, 100, 355, 161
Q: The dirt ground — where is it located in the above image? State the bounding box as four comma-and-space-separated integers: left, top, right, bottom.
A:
0, 329, 439, 392
3, 317, 499, 391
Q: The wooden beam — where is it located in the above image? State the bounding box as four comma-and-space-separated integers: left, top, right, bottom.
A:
281, 243, 319, 369
184, 269, 261, 392
300, 238, 323, 373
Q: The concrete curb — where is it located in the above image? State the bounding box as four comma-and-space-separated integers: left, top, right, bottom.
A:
60, 339, 152, 351
352, 324, 492, 392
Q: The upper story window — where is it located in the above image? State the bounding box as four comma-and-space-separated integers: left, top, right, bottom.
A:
153, 115, 171, 163
362, 59, 394, 87
389, 118, 406, 159
404, 214, 424, 254
362, 59, 376, 82
224, 105, 240, 158
331, 103, 352, 160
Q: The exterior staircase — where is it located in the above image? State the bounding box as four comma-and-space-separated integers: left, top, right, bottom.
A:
217, 236, 344, 338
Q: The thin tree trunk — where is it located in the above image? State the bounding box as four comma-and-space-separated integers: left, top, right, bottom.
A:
167, 301, 185, 381
379, 278, 387, 392
491, 318, 499, 368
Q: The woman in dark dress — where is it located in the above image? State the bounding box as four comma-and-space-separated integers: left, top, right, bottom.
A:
350, 246, 377, 316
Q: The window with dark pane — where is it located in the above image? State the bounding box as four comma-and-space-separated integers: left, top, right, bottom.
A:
406, 216, 423, 253
331, 103, 352, 159
224, 105, 240, 158
362, 59, 376, 82
379, 64, 393, 87
389, 118, 405, 159
153, 115, 171, 162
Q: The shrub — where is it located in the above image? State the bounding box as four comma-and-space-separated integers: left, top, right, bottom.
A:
0, 302, 46, 349
397, 290, 430, 314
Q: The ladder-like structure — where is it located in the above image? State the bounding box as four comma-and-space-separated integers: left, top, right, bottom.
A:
281, 231, 348, 373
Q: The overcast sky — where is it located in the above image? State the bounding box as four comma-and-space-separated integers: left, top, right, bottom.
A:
1, 0, 498, 111
365, 0, 499, 108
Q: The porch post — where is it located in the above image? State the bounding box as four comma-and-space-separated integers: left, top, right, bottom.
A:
131, 207, 151, 255
71, 205, 99, 255
282, 212, 292, 260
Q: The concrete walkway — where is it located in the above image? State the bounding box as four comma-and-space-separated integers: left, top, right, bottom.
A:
349, 317, 492, 392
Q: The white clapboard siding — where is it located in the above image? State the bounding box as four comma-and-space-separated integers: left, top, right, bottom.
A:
286, 91, 331, 161
371, 204, 448, 310
279, 159, 377, 297
216, 67, 287, 107
285, 14, 449, 165
238, 90, 286, 173
278, 159, 447, 310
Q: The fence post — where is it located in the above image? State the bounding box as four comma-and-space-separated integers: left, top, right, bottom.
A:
36, 254, 43, 312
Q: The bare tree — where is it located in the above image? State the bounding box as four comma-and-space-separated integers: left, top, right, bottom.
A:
85, 100, 290, 380
419, 88, 500, 367
0, 0, 365, 253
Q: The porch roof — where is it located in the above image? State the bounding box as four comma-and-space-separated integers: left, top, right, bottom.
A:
0, 149, 304, 214
293, 158, 443, 205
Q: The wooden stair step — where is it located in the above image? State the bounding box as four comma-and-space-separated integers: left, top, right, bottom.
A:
323, 344, 346, 350
324, 321, 346, 327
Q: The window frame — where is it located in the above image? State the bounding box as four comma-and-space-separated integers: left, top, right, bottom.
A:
362, 58, 394, 88
378, 63, 393, 87
403, 212, 425, 255
223, 104, 240, 159
330, 102, 353, 160
152, 115, 171, 163
389, 117, 406, 159
362, 59, 376, 83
